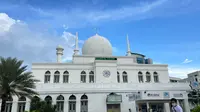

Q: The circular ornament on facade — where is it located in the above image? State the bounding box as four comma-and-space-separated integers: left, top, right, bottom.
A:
103, 70, 111, 77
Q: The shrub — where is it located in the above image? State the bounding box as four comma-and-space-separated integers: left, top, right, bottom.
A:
192, 105, 200, 112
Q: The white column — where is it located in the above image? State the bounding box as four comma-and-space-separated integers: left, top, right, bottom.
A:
0, 99, 2, 112
177, 100, 180, 105
76, 100, 80, 112
183, 99, 190, 112
64, 101, 68, 112
143, 75, 146, 83
164, 103, 170, 112
86, 74, 89, 83
51, 75, 54, 83
60, 75, 63, 83
25, 100, 30, 111
11, 101, 18, 112
146, 102, 149, 110
151, 74, 154, 83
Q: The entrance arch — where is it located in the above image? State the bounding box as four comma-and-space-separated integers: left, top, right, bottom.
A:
106, 93, 122, 112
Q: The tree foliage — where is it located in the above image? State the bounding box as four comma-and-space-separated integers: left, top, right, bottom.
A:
0, 57, 39, 112
192, 105, 200, 112
29, 96, 57, 112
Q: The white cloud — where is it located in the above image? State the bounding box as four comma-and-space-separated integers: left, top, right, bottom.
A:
182, 59, 193, 64
0, 13, 83, 66
0, 13, 16, 37
168, 65, 199, 78
1, 0, 198, 29
23, 0, 200, 29
22, 0, 169, 28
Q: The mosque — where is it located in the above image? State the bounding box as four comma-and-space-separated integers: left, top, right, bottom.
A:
1, 33, 191, 112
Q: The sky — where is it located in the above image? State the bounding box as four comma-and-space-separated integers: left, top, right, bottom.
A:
0, 0, 200, 78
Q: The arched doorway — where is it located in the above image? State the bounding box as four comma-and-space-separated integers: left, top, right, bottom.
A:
68, 95, 76, 112
80, 94, 88, 112
106, 93, 122, 112
56, 95, 64, 112
17, 96, 26, 112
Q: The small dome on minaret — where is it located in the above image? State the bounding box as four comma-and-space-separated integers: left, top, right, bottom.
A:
56, 45, 64, 63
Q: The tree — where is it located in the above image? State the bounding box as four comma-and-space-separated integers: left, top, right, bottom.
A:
29, 96, 57, 112
192, 105, 200, 112
0, 57, 39, 112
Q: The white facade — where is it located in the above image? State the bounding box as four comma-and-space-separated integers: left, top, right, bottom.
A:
0, 34, 191, 112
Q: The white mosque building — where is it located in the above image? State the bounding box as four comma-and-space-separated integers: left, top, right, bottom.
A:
1, 33, 191, 112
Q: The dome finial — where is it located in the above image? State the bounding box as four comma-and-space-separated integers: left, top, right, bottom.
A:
94, 28, 98, 35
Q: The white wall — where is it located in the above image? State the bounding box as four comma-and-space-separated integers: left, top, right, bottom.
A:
32, 61, 169, 84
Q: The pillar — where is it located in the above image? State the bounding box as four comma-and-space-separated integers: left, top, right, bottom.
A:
64, 101, 68, 112
60, 74, 63, 83
144, 75, 146, 83
76, 99, 80, 112
146, 102, 149, 110
151, 74, 154, 83
0, 100, 2, 112
164, 103, 170, 112
177, 100, 180, 105
25, 100, 30, 111
183, 99, 190, 112
11, 101, 18, 112
50, 74, 54, 83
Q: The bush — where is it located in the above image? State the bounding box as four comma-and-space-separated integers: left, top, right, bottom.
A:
192, 105, 200, 112
29, 97, 56, 112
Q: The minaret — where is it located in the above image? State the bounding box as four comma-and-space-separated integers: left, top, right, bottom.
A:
56, 45, 64, 63
126, 34, 131, 56
74, 32, 79, 55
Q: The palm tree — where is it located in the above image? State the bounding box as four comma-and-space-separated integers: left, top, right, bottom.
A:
0, 57, 39, 112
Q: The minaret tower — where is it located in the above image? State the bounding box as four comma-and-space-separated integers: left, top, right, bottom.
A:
126, 34, 131, 56
56, 45, 64, 63
74, 32, 79, 55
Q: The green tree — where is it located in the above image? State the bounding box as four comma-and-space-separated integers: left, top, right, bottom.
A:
0, 57, 39, 112
30, 96, 56, 112
192, 105, 200, 112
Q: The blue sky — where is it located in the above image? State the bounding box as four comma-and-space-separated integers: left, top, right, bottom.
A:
0, 0, 200, 78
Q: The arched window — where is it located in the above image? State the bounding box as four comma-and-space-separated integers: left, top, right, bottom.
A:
63, 71, 69, 74
56, 95, 64, 112
109, 92, 117, 95
122, 71, 128, 83
117, 72, 120, 83
146, 72, 151, 82
55, 71, 60, 74
138, 71, 143, 83
17, 96, 26, 112
63, 71, 69, 83
81, 71, 86, 74
89, 71, 94, 83
45, 96, 52, 104
153, 72, 159, 82
44, 71, 51, 83
5, 96, 13, 112
80, 95, 88, 112
45, 71, 51, 74
69, 95, 76, 112
54, 71, 60, 83
81, 71, 86, 83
